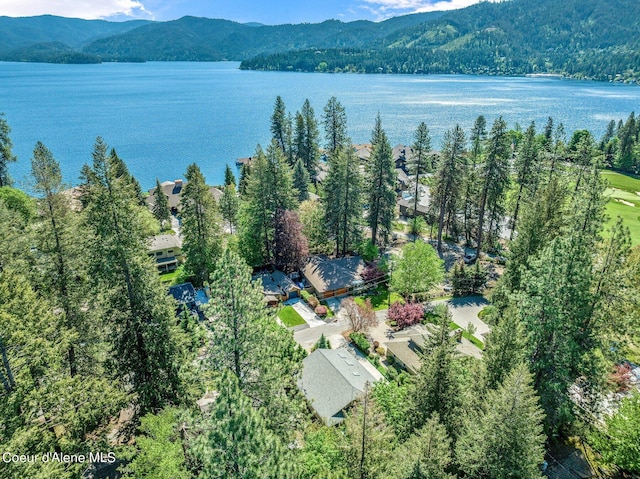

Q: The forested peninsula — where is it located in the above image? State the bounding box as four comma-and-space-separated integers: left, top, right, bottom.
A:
2, 0, 640, 83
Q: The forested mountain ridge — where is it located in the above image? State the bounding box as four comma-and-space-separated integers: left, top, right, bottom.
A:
241, 0, 640, 82
0, 15, 150, 53
1, 0, 639, 81
0, 12, 442, 63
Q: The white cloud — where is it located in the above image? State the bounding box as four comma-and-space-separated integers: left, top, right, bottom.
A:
360, 0, 501, 19
0, 0, 153, 20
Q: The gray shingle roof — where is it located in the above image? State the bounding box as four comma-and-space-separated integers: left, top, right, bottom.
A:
302, 255, 365, 295
298, 348, 378, 425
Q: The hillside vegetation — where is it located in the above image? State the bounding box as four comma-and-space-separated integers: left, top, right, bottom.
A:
1, 0, 639, 82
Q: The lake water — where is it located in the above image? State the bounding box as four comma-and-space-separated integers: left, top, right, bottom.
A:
1, 61, 639, 190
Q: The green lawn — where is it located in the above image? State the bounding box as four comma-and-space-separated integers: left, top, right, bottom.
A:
278, 305, 307, 327
159, 270, 180, 284
602, 171, 640, 246
449, 321, 485, 350
354, 288, 404, 311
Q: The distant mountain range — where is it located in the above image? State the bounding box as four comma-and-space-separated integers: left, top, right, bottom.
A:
1, 0, 639, 82
0, 13, 442, 63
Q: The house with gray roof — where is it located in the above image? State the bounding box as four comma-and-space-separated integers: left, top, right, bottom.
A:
146, 179, 223, 213
298, 348, 379, 425
302, 255, 365, 299
254, 270, 301, 306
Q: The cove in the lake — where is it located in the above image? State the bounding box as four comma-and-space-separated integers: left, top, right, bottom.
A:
1, 61, 639, 190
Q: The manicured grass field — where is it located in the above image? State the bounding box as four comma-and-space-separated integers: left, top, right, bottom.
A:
278, 305, 306, 327
354, 288, 404, 311
602, 171, 640, 246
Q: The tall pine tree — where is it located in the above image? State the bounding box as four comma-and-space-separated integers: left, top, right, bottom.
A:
180, 163, 222, 286
365, 114, 396, 247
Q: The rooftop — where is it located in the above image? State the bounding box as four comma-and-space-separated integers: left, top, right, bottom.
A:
298, 348, 378, 425
148, 234, 182, 252
302, 255, 365, 295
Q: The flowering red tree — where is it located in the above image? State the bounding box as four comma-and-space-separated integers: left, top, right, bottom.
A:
273, 209, 309, 272
387, 302, 424, 329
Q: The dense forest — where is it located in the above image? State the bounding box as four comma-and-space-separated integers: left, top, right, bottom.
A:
2, 0, 640, 83
0, 13, 440, 63
241, 0, 640, 82
0, 96, 639, 479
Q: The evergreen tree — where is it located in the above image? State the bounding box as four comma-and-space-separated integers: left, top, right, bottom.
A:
323, 146, 363, 256
456, 364, 546, 479
475, 117, 510, 257
366, 114, 396, 246
194, 371, 294, 479
205, 249, 306, 435
0, 113, 17, 188
482, 312, 527, 390
432, 125, 466, 252
152, 177, 171, 229
180, 163, 222, 286
510, 121, 540, 239
412, 304, 461, 437
237, 141, 298, 266
0, 270, 127, 479
390, 414, 456, 479
110, 148, 145, 205
340, 387, 395, 479
408, 122, 432, 218
463, 115, 487, 245
80, 137, 181, 412
219, 183, 239, 234
121, 408, 190, 479
238, 162, 251, 196
299, 199, 333, 254
271, 95, 288, 154
224, 163, 237, 187
323, 96, 349, 153
30, 141, 87, 378
299, 99, 320, 179
615, 111, 636, 172
293, 158, 310, 201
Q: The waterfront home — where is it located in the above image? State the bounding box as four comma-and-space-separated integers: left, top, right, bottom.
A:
148, 234, 183, 273
146, 179, 223, 214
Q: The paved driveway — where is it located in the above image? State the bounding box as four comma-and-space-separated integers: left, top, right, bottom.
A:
436, 296, 491, 339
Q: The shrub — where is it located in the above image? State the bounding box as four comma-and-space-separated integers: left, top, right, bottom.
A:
387, 302, 424, 329
350, 332, 371, 353
302, 292, 319, 308
312, 333, 331, 351
375, 346, 386, 356
314, 305, 327, 316
360, 240, 380, 262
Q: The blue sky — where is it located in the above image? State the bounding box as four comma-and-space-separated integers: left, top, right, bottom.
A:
0, 0, 495, 24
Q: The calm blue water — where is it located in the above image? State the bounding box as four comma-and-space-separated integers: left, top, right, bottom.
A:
1, 61, 639, 190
